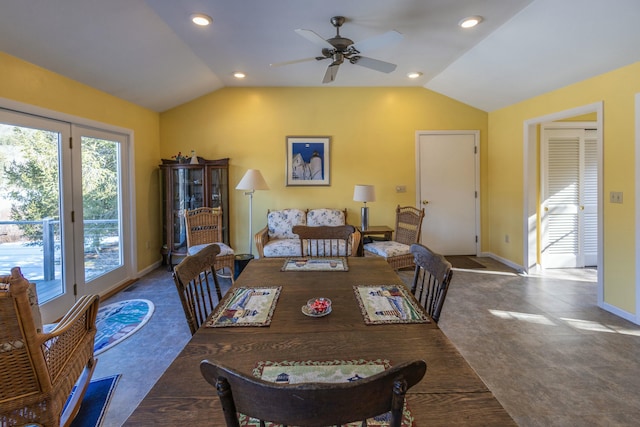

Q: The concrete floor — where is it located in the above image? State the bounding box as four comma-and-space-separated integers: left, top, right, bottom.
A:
93, 258, 640, 426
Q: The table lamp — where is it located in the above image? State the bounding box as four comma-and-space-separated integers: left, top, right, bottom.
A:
236, 169, 269, 256
353, 184, 376, 231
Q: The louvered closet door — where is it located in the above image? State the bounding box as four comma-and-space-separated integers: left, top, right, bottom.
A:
542, 127, 598, 268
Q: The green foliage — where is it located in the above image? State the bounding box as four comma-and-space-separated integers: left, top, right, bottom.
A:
2, 127, 119, 245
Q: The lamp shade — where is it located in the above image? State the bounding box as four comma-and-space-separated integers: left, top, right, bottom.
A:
353, 185, 376, 203
236, 169, 269, 191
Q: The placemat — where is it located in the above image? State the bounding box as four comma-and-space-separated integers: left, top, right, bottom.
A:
205, 286, 281, 327
239, 359, 414, 427
353, 285, 430, 325
281, 257, 349, 272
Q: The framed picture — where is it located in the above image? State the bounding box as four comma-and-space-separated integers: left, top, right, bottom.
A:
285, 136, 330, 186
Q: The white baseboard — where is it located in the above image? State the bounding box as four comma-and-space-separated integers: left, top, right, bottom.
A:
478, 251, 525, 274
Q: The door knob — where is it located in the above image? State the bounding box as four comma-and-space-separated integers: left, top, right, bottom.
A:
422, 200, 429, 205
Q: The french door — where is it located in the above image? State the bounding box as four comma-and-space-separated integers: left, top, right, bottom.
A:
0, 108, 132, 322
541, 125, 598, 268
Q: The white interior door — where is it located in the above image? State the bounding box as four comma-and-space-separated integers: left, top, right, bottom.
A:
416, 131, 479, 255
541, 125, 598, 268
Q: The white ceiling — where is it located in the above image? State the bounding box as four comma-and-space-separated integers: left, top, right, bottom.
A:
1, 0, 638, 113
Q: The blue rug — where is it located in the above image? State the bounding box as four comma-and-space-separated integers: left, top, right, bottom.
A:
94, 299, 154, 355
68, 375, 120, 427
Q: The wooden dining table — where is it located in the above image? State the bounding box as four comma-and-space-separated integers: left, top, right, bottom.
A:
125, 257, 515, 426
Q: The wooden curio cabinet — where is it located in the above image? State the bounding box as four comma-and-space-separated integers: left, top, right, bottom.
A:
160, 157, 229, 265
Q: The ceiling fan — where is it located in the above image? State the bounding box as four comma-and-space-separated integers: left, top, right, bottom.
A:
271, 16, 403, 84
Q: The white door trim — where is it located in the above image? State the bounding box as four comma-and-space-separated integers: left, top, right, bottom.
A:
415, 130, 480, 255
523, 102, 604, 313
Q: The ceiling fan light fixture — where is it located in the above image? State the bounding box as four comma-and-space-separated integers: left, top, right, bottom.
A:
459, 16, 483, 29
407, 71, 423, 79
190, 13, 212, 26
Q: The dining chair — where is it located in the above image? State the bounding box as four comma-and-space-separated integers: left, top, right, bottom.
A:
409, 243, 453, 323
173, 244, 224, 335
292, 224, 360, 257
200, 359, 427, 427
1, 266, 100, 427
364, 205, 425, 270
184, 207, 235, 282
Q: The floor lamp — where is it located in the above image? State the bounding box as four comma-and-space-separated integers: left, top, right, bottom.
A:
236, 169, 269, 256
353, 184, 376, 231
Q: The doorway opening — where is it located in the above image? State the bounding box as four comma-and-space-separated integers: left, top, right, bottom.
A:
523, 102, 603, 308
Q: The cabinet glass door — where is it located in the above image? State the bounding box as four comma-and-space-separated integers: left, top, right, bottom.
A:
209, 167, 229, 243
172, 166, 204, 252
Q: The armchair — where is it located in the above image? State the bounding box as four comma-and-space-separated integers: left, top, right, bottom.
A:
0, 267, 100, 427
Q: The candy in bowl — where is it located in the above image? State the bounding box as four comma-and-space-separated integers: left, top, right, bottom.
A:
302, 297, 332, 317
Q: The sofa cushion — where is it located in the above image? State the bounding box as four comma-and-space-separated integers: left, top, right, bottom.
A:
268, 209, 306, 239
363, 241, 411, 259
263, 239, 302, 257
306, 208, 345, 227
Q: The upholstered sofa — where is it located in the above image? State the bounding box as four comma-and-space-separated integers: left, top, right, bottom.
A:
254, 208, 360, 258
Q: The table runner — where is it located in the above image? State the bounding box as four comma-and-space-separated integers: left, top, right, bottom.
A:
205, 286, 281, 327
281, 257, 348, 272
239, 359, 414, 427
353, 284, 430, 325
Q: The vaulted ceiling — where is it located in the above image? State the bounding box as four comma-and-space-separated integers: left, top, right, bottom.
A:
1, 0, 638, 112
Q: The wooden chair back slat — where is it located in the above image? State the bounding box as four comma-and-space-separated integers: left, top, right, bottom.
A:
410, 243, 453, 323
292, 225, 359, 257
173, 244, 223, 335
200, 359, 426, 427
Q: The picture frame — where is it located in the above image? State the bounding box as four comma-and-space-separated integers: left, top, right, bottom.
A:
285, 136, 330, 186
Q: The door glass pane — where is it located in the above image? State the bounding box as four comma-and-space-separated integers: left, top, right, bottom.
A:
81, 136, 122, 281
0, 124, 63, 302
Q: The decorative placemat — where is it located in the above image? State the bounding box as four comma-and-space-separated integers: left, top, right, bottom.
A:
205, 286, 281, 327
238, 359, 414, 427
281, 257, 349, 272
353, 285, 430, 325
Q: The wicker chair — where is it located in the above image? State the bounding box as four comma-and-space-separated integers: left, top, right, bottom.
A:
410, 243, 453, 323
185, 207, 235, 282
292, 225, 360, 257
364, 205, 425, 270
1, 267, 100, 427
200, 359, 427, 427
173, 244, 224, 335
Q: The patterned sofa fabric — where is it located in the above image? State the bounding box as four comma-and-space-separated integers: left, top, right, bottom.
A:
256, 208, 349, 258
267, 209, 307, 239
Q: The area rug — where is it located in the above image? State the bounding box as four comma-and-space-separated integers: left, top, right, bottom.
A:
68, 374, 120, 427
243, 359, 414, 426
94, 299, 154, 355
206, 286, 281, 327
445, 255, 486, 269
353, 285, 430, 325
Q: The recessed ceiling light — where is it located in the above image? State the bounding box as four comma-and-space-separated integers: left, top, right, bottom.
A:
407, 72, 423, 79
459, 15, 483, 29
190, 13, 212, 26
233, 72, 246, 79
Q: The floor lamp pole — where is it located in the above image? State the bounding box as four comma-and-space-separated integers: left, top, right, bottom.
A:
245, 190, 254, 256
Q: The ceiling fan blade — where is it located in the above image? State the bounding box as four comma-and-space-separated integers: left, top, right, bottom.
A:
295, 28, 335, 50
351, 56, 397, 73
322, 63, 340, 84
351, 30, 403, 54
270, 57, 320, 67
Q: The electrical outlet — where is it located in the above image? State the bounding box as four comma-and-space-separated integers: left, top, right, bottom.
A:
505, 234, 510, 243
146, 240, 150, 249
610, 191, 623, 204
395, 185, 406, 193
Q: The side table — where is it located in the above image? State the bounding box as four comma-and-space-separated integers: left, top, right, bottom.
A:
234, 254, 254, 280
357, 225, 393, 256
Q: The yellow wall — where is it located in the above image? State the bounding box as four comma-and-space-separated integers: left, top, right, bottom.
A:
0, 52, 161, 271
488, 61, 640, 313
160, 87, 488, 255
